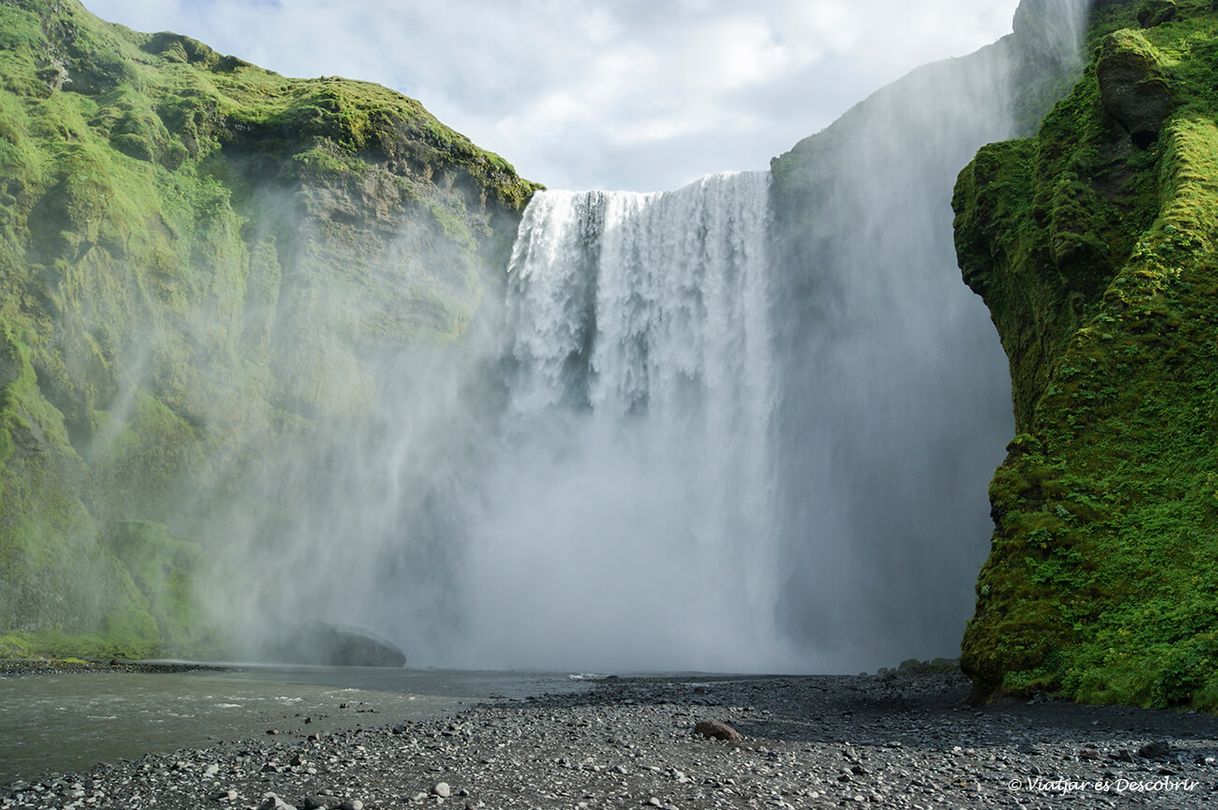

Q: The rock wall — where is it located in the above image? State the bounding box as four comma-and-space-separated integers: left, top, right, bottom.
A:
763, 0, 1089, 667
954, 0, 1218, 708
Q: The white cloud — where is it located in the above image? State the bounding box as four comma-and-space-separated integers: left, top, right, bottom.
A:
83, 0, 1021, 190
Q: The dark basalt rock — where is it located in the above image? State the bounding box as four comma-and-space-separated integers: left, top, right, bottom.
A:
1097, 31, 1174, 148
270, 621, 407, 668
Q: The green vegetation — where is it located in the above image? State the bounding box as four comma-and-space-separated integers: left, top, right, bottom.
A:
954, 0, 1218, 708
0, 0, 536, 658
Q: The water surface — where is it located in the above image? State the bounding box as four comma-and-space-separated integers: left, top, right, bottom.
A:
0, 665, 587, 784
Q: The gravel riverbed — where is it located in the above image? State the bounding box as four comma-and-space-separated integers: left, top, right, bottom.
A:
4, 667, 1218, 809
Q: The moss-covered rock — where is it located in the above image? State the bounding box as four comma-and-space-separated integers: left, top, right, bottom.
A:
955, 0, 1218, 709
0, 0, 537, 658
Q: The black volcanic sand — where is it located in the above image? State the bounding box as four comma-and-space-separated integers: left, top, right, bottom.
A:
4, 667, 1218, 809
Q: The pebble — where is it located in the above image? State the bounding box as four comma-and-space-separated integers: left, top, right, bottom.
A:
4, 669, 1218, 810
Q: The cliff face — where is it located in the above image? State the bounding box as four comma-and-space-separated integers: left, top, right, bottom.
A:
0, 0, 535, 658
954, 0, 1218, 708
762, 0, 1090, 663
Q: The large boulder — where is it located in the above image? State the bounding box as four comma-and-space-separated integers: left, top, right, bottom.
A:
270, 621, 407, 668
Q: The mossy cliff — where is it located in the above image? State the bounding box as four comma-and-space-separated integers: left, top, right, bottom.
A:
0, 0, 535, 658
955, 0, 1218, 708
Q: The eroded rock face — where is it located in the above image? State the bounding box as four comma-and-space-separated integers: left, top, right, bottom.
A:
1097, 31, 1174, 147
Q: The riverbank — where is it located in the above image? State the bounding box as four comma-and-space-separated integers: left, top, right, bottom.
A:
0, 659, 231, 678
4, 666, 1218, 809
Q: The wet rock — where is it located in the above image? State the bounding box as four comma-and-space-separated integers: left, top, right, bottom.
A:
694, 720, 743, 742
269, 620, 407, 668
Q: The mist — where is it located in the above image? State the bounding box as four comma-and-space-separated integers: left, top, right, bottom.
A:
118, 0, 1095, 674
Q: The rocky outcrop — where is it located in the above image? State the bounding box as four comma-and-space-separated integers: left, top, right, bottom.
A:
1097, 29, 1175, 147
0, 0, 536, 658
954, 0, 1218, 708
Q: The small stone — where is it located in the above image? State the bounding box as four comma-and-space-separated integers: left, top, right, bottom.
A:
647, 799, 662, 808
433, 783, 451, 799
339, 801, 363, 810
693, 720, 743, 742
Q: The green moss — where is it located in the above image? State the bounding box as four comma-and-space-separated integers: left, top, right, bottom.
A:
955, 0, 1218, 708
0, 0, 536, 658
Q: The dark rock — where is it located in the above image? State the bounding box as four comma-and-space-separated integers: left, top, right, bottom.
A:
693, 720, 743, 742
267, 621, 407, 668
1138, 0, 1179, 28
300, 797, 335, 810
1138, 740, 1172, 760
1097, 31, 1174, 148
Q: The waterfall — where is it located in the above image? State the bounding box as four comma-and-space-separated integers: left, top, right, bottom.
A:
455, 2, 1093, 673
461, 173, 801, 671
196, 0, 1094, 674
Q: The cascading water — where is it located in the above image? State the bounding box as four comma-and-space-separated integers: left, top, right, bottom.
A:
459, 173, 805, 671
195, 0, 1095, 675
451, 0, 1094, 673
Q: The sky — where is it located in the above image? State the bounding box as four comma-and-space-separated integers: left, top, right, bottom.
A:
84, 0, 1024, 191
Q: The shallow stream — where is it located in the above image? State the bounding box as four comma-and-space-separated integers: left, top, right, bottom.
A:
0, 665, 588, 783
